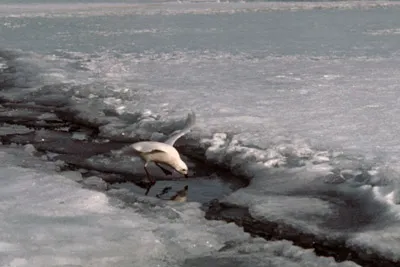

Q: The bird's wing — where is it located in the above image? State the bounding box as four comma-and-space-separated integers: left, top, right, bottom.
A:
121, 142, 167, 155
164, 111, 196, 146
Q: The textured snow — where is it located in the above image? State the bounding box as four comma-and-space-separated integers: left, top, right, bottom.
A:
1, 0, 400, 264
0, 148, 359, 267
1, 1, 399, 18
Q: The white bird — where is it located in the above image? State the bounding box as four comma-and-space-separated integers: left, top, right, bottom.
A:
120, 111, 196, 195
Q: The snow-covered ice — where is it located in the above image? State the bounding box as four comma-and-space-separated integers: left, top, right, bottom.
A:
0, 147, 360, 267
1, 0, 400, 265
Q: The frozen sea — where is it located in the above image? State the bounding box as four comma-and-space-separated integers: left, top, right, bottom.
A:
1, 1, 400, 266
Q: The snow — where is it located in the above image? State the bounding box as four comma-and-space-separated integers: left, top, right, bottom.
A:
185, 238, 358, 267
219, 154, 400, 260
0, 125, 32, 136
1, 1, 399, 19
1, 1, 400, 265
0, 148, 359, 267
82, 175, 109, 190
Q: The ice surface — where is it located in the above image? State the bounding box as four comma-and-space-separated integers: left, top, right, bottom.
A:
1, 1, 399, 19
184, 238, 360, 267
1, 1, 400, 264
82, 175, 109, 190
0, 147, 359, 267
0, 124, 32, 136
220, 155, 400, 260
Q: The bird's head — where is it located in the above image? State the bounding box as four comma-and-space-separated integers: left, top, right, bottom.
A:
174, 159, 189, 178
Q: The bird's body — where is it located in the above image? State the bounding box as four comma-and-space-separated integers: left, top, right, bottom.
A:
119, 112, 196, 195
131, 141, 181, 165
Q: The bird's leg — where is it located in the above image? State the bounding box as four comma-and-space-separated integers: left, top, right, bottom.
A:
144, 185, 153, 196
144, 162, 156, 195
155, 163, 173, 176
144, 162, 155, 183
